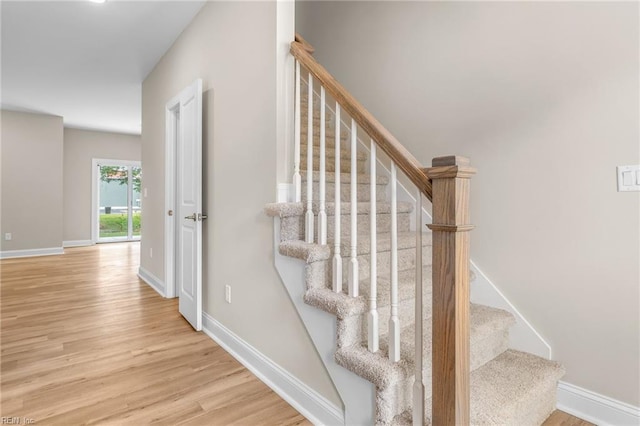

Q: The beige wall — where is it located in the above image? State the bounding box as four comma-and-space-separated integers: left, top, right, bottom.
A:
62, 128, 141, 243
1, 110, 64, 252
297, 1, 640, 406
141, 2, 340, 406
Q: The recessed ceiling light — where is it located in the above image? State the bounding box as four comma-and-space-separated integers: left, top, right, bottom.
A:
89, 0, 106, 3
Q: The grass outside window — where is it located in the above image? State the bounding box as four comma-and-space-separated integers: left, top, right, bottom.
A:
100, 212, 141, 238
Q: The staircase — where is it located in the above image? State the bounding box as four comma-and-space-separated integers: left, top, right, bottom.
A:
266, 34, 565, 425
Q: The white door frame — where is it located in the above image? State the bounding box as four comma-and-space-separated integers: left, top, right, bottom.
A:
91, 158, 142, 243
164, 100, 179, 299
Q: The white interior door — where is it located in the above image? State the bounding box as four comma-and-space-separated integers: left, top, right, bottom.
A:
176, 79, 203, 330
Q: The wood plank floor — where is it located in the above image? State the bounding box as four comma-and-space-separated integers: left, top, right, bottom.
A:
1, 243, 310, 425
0, 243, 592, 425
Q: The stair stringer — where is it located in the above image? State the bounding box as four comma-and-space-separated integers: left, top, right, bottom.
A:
273, 218, 376, 425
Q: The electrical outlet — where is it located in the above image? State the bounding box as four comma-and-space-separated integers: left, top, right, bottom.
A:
4, 233, 11, 241
149, 248, 153, 258
225, 285, 231, 304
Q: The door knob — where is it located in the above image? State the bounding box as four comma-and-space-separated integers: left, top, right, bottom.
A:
168, 210, 173, 216
184, 214, 196, 221
198, 213, 208, 221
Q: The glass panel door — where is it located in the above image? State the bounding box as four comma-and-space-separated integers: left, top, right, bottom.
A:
97, 162, 141, 242
132, 166, 142, 238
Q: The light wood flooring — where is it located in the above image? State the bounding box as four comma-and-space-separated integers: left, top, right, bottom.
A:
1, 243, 592, 425
1, 243, 310, 425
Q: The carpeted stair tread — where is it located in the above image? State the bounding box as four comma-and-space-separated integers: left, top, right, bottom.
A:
304, 287, 367, 319
391, 350, 564, 425
301, 170, 389, 185
379, 304, 515, 368
336, 344, 412, 389
278, 239, 331, 263
275, 231, 432, 263
264, 201, 414, 219
336, 304, 515, 389
304, 266, 433, 319
301, 155, 366, 174
427, 350, 564, 425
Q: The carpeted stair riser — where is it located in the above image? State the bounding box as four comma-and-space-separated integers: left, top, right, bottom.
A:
300, 142, 367, 162
301, 131, 350, 148
301, 171, 389, 203
301, 122, 347, 139
276, 202, 413, 242
327, 210, 411, 241
300, 153, 366, 174
301, 178, 387, 203
303, 242, 432, 290
353, 246, 431, 285
382, 304, 515, 372
336, 298, 424, 349
278, 211, 412, 243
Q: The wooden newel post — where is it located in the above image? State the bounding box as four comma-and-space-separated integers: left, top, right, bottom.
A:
426, 155, 476, 426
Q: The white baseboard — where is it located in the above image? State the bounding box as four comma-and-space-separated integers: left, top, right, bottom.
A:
137, 266, 166, 297
202, 312, 343, 426
0, 247, 64, 259
557, 381, 640, 426
63, 240, 94, 248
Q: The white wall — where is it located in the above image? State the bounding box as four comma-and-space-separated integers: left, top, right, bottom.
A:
1, 110, 64, 253
141, 1, 340, 408
63, 128, 141, 243
297, 1, 640, 407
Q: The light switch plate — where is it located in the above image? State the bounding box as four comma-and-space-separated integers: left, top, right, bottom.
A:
617, 165, 640, 192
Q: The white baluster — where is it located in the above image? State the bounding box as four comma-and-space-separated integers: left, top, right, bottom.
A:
317, 86, 327, 245
389, 163, 400, 362
305, 76, 314, 243
332, 103, 342, 293
368, 140, 379, 353
413, 191, 425, 425
348, 119, 359, 297
293, 61, 301, 202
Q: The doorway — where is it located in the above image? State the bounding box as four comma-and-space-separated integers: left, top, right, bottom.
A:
92, 159, 142, 243
164, 79, 203, 331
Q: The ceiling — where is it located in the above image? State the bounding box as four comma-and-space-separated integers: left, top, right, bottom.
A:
1, 1, 206, 135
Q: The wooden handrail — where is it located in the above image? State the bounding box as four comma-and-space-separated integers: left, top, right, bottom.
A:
290, 39, 433, 201
294, 33, 315, 55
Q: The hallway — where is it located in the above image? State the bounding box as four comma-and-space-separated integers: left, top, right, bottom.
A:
0, 243, 310, 425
